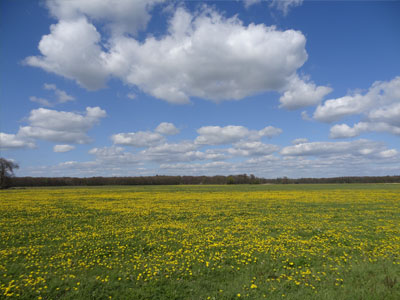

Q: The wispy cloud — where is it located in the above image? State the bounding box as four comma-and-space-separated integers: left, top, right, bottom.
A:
30, 83, 75, 107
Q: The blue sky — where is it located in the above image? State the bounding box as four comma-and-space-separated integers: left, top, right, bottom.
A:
1, 0, 400, 178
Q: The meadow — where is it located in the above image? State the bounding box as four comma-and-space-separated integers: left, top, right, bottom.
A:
1, 184, 399, 299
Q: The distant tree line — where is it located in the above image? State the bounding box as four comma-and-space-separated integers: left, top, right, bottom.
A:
269, 176, 400, 184
8, 174, 400, 187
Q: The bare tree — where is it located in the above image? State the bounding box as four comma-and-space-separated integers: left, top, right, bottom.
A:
0, 158, 19, 188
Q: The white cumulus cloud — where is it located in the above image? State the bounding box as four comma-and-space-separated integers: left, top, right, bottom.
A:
139, 141, 217, 163
195, 125, 282, 145
195, 125, 250, 145
368, 102, 400, 127
329, 123, 367, 139
25, 18, 109, 90
105, 7, 309, 103
314, 76, 400, 138
45, 0, 164, 36
0, 133, 35, 150
112, 123, 179, 147
378, 149, 398, 158
112, 131, 165, 147
155, 122, 180, 135
228, 141, 279, 156
330, 122, 400, 139
18, 107, 106, 144
25, 5, 328, 107
292, 138, 308, 145
280, 139, 389, 157
314, 76, 400, 122
259, 126, 283, 138
279, 75, 332, 109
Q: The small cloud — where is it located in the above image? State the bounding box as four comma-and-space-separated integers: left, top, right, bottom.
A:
155, 122, 180, 135
54, 144, 75, 152
228, 141, 279, 157
195, 125, 282, 145
279, 75, 332, 110
112, 131, 165, 147
0, 133, 35, 150
292, 138, 308, 145
270, 0, 304, 16
259, 126, 282, 138
44, 83, 75, 103
29, 96, 53, 107
301, 111, 312, 121
18, 107, 106, 144
330, 123, 363, 139
30, 83, 75, 107
127, 93, 136, 100
280, 139, 386, 157
243, 0, 262, 9
195, 125, 251, 145
378, 149, 398, 158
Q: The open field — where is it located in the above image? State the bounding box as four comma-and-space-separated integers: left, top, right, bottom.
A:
1, 184, 399, 299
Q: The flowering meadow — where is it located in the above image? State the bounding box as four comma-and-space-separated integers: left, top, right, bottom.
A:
1, 184, 399, 299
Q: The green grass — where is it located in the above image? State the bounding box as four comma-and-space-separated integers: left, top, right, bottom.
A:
1, 184, 399, 299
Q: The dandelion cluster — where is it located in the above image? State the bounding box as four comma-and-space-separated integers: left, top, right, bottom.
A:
1, 185, 399, 299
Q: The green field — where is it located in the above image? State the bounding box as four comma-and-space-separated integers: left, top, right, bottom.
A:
1, 184, 399, 299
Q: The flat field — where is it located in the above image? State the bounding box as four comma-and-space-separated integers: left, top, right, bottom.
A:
1, 184, 399, 299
